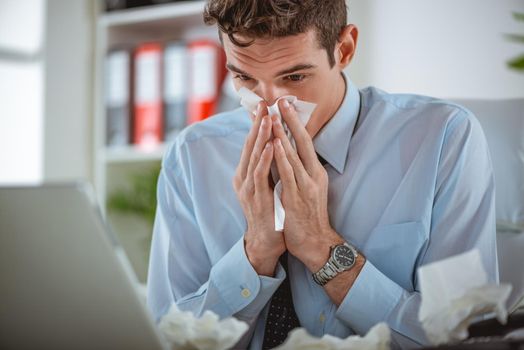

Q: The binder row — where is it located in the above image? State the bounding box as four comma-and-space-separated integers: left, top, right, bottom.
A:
105, 40, 227, 149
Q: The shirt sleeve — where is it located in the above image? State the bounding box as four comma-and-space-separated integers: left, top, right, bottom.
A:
335, 109, 498, 348
146, 140, 285, 347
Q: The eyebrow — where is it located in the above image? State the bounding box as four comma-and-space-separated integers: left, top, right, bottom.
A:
226, 63, 317, 78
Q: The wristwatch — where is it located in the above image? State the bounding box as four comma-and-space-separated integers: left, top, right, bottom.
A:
312, 242, 358, 286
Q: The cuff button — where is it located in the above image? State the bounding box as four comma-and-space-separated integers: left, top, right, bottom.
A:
241, 288, 251, 298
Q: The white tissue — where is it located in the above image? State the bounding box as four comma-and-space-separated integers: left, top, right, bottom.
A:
159, 304, 249, 350
417, 249, 512, 345
237, 87, 317, 231
273, 322, 391, 350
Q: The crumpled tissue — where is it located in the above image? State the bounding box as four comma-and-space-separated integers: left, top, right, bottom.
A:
417, 249, 512, 345
273, 322, 391, 350
158, 304, 248, 350
237, 87, 317, 231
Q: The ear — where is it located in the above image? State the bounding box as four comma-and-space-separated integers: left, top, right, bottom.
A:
336, 24, 358, 69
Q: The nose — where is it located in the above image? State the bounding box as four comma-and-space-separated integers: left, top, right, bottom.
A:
254, 84, 288, 106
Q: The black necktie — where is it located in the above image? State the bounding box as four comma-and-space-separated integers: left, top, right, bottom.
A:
317, 153, 328, 166
262, 252, 300, 349
262, 155, 325, 349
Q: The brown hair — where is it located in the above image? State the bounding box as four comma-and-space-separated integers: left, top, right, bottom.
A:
203, 0, 347, 67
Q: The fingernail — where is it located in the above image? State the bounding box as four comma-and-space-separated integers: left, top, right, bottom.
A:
282, 99, 290, 109
265, 142, 272, 149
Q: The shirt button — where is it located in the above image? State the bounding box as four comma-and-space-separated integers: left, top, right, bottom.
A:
319, 312, 326, 323
241, 288, 251, 298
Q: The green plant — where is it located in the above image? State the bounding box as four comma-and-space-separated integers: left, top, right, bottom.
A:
107, 165, 161, 225
507, 12, 524, 71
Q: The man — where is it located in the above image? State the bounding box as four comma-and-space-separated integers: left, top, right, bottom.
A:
147, 0, 498, 349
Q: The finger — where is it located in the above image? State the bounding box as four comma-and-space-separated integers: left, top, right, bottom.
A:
271, 114, 310, 186
247, 113, 273, 181
273, 137, 297, 192
238, 101, 268, 179
278, 99, 318, 173
253, 141, 274, 192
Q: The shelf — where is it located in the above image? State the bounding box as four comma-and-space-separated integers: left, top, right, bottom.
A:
103, 144, 167, 164
93, 0, 212, 281
99, 1, 206, 28
99, 1, 214, 47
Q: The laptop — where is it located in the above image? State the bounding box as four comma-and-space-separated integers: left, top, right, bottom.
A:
0, 182, 169, 350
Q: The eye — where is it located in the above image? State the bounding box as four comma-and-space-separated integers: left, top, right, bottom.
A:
285, 74, 305, 82
234, 74, 252, 81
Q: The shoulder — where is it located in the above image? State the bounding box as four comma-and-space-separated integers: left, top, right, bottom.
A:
360, 86, 483, 140
177, 107, 250, 144
161, 107, 250, 171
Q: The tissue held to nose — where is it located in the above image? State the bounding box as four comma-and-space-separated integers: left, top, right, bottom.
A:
237, 87, 317, 231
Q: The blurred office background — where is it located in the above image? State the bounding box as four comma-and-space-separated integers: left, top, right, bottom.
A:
0, 0, 523, 283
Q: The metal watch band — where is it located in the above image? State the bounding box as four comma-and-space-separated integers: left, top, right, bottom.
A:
312, 242, 358, 286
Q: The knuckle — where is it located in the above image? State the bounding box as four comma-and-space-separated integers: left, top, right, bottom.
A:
245, 179, 255, 193
253, 165, 264, 179
285, 161, 294, 172
232, 174, 242, 191
249, 150, 259, 165
291, 154, 302, 167
319, 167, 328, 182
314, 165, 327, 179
239, 187, 250, 203
297, 133, 309, 145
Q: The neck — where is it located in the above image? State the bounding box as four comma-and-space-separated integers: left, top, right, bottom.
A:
306, 72, 347, 138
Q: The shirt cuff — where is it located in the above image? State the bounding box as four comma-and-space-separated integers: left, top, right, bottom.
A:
335, 259, 404, 334
210, 236, 285, 318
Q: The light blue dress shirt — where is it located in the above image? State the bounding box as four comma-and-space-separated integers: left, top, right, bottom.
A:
147, 72, 498, 349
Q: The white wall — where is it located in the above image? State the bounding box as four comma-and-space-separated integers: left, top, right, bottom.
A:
347, 0, 524, 99
43, 0, 94, 182
0, 0, 45, 184
0, 0, 95, 185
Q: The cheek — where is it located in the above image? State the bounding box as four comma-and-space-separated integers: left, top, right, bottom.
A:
295, 77, 329, 103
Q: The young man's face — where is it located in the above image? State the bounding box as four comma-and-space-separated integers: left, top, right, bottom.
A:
222, 28, 353, 131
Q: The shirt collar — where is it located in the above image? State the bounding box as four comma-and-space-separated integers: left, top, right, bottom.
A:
313, 71, 361, 174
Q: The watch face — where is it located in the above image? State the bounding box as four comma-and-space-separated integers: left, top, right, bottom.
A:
334, 245, 355, 268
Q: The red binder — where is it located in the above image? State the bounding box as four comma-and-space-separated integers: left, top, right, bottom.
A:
133, 43, 163, 149
187, 40, 226, 124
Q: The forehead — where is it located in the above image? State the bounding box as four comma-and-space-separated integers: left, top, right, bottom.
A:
222, 30, 326, 74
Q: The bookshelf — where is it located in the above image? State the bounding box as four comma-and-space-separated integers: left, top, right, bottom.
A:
93, 0, 215, 282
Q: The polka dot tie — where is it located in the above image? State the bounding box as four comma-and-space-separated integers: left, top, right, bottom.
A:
317, 153, 328, 166
262, 252, 301, 349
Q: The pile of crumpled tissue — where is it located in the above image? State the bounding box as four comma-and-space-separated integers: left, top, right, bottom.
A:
158, 248, 514, 350
159, 305, 248, 350
274, 323, 391, 350
159, 304, 390, 350
418, 249, 512, 345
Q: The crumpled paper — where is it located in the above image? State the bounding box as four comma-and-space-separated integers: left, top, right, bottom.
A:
237, 87, 317, 231
273, 322, 391, 350
417, 249, 512, 345
158, 304, 248, 350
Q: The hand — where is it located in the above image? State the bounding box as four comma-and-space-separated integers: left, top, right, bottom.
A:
233, 101, 286, 276
271, 99, 342, 272
271, 100, 366, 304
